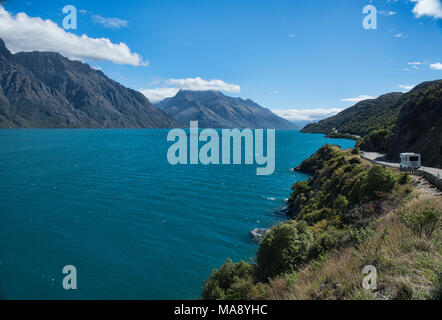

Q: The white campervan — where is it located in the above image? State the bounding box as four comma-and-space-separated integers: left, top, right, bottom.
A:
400, 153, 421, 170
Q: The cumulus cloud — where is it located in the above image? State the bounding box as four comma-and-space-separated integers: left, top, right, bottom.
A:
271, 108, 344, 122
430, 62, 442, 70
398, 84, 415, 92
411, 0, 442, 19
0, 5, 147, 66
139, 88, 180, 103
140, 77, 241, 102
92, 15, 128, 29
166, 77, 241, 92
340, 95, 375, 103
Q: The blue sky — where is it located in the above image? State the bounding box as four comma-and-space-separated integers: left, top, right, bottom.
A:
1, 0, 441, 122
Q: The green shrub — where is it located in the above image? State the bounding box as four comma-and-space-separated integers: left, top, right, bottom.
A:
400, 207, 440, 238
348, 227, 374, 249
398, 172, 410, 185
292, 180, 311, 195
257, 221, 314, 281
358, 128, 392, 152
348, 171, 369, 204
365, 165, 397, 197
349, 166, 397, 204
309, 227, 341, 259
351, 147, 360, 155
394, 282, 414, 300
202, 259, 255, 300
247, 282, 271, 300
333, 195, 349, 213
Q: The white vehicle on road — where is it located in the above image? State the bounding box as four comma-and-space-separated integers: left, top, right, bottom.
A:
400, 153, 421, 170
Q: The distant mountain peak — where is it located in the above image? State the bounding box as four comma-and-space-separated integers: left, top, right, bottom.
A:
156, 90, 299, 129
176, 89, 224, 97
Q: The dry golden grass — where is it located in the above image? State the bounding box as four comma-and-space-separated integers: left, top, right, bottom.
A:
264, 190, 441, 300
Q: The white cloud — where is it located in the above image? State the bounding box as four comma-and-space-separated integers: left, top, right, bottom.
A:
166, 77, 241, 92
140, 88, 180, 103
406, 61, 424, 70
271, 108, 344, 122
92, 15, 128, 29
379, 10, 397, 16
430, 62, 442, 70
0, 5, 147, 66
340, 95, 375, 103
140, 77, 241, 102
398, 84, 415, 92
411, 0, 442, 19
394, 33, 406, 38
288, 33, 296, 38
404, 61, 425, 71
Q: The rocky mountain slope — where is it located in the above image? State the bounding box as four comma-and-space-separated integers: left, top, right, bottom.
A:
156, 90, 299, 129
300, 79, 441, 167
0, 39, 180, 128
358, 80, 442, 166
386, 80, 442, 166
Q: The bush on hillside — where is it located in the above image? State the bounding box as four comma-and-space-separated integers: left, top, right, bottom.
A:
202, 259, 255, 300
398, 172, 410, 185
365, 165, 397, 196
349, 165, 397, 204
400, 207, 440, 238
256, 221, 313, 281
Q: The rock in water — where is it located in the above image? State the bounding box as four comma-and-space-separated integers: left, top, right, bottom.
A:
249, 228, 268, 242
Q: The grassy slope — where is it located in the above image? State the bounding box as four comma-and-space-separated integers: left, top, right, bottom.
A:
266, 192, 441, 300
202, 145, 441, 300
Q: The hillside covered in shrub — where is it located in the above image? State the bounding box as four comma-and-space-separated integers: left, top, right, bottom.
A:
202, 145, 441, 300
301, 93, 403, 137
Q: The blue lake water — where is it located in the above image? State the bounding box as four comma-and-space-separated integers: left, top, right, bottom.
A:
0, 129, 354, 299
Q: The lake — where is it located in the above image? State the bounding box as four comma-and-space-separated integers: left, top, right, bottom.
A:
0, 129, 354, 299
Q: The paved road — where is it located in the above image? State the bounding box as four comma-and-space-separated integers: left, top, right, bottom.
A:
361, 151, 442, 179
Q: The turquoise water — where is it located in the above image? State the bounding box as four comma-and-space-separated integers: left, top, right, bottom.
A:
0, 129, 354, 299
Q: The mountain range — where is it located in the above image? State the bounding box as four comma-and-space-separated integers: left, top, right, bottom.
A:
156, 90, 299, 129
0, 38, 298, 130
0, 39, 180, 128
